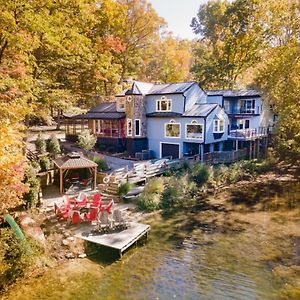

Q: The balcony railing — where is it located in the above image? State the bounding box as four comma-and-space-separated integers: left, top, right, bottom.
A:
227, 108, 257, 115
229, 127, 269, 140
204, 149, 247, 164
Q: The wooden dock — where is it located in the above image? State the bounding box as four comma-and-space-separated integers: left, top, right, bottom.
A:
75, 222, 150, 257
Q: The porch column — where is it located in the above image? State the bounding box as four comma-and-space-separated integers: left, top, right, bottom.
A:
235, 140, 239, 151
200, 144, 204, 162
219, 142, 224, 152
209, 143, 214, 153
92, 120, 96, 134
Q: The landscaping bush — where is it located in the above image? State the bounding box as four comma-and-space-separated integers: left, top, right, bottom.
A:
161, 175, 197, 209
77, 130, 97, 151
118, 182, 134, 197
23, 167, 40, 208
39, 156, 51, 172
47, 134, 61, 158
35, 133, 46, 154
144, 177, 164, 194
93, 157, 109, 171
190, 163, 210, 186
137, 192, 161, 211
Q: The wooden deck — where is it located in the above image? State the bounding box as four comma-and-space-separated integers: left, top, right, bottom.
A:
75, 222, 150, 257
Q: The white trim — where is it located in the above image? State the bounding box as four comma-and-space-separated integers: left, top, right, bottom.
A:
127, 96, 132, 102
134, 119, 141, 137
159, 142, 181, 159
213, 119, 225, 133
164, 121, 181, 138
185, 122, 204, 140
156, 96, 172, 112
126, 118, 132, 136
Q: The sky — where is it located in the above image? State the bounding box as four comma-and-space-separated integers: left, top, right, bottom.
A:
149, 0, 207, 40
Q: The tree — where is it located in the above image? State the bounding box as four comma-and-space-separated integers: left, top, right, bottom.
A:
77, 130, 97, 152
35, 133, 47, 154
47, 134, 61, 158
191, 0, 264, 89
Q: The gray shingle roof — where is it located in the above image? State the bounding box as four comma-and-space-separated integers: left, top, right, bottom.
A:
54, 153, 97, 169
183, 103, 218, 117
206, 89, 260, 97
146, 82, 196, 95
72, 102, 125, 120
146, 112, 182, 118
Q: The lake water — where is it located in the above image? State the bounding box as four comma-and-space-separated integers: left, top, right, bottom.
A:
3, 180, 300, 300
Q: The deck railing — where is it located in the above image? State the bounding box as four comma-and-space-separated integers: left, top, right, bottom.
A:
229, 127, 269, 139
203, 149, 247, 165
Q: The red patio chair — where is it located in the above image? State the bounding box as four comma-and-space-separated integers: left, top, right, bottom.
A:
91, 193, 103, 207
76, 192, 88, 208
54, 202, 70, 219
68, 210, 82, 223
100, 199, 114, 214
84, 207, 99, 224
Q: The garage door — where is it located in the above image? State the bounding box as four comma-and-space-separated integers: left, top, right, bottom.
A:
161, 143, 180, 159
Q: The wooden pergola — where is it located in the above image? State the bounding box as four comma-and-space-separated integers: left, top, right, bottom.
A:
53, 153, 98, 195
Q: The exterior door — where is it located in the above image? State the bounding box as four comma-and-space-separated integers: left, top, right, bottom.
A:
161, 143, 180, 159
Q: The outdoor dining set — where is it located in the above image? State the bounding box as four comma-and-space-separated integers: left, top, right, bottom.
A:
54, 192, 129, 234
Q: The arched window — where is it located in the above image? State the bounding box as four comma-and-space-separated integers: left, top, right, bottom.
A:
186, 120, 203, 140
165, 120, 180, 138
127, 96, 132, 102
156, 96, 171, 112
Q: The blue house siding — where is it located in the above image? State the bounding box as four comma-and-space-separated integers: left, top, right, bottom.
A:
146, 94, 185, 114
147, 117, 205, 159
183, 83, 206, 111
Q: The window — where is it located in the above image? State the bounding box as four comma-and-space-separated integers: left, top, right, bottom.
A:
127, 96, 132, 102
240, 99, 255, 114
213, 119, 225, 133
135, 119, 141, 136
186, 120, 204, 140
165, 120, 180, 138
156, 96, 171, 112
127, 119, 132, 136
238, 119, 250, 130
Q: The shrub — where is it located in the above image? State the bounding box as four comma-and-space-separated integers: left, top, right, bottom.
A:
137, 192, 161, 211
190, 163, 210, 186
144, 177, 164, 194
30, 160, 41, 173
23, 166, 41, 208
47, 134, 61, 158
93, 157, 109, 171
77, 130, 97, 151
161, 175, 197, 209
39, 156, 51, 172
118, 182, 133, 197
35, 133, 46, 154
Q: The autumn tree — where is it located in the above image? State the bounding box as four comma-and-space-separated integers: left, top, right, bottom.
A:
191, 0, 264, 89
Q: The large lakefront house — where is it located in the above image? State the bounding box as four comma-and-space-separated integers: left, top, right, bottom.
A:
65, 81, 274, 161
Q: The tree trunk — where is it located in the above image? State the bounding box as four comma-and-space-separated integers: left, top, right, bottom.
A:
56, 109, 62, 130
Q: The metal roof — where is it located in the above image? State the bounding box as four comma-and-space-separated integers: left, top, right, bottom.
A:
182, 103, 218, 117
72, 102, 125, 120
73, 112, 125, 120
146, 82, 196, 95
206, 89, 260, 97
54, 153, 97, 169
146, 112, 182, 118
89, 102, 117, 113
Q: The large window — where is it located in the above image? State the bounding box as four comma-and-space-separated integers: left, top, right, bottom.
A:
135, 119, 141, 136
213, 119, 224, 133
156, 96, 171, 112
127, 119, 132, 136
240, 99, 255, 114
165, 120, 180, 138
186, 120, 203, 140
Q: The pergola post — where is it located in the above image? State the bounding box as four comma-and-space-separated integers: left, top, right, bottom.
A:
94, 166, 97, 190
59, 168, 63, 195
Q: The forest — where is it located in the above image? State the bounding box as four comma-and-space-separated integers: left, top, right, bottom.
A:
0, 0, 299, 211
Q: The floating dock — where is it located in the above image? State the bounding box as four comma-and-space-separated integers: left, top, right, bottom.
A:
75, 222, 150, 257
